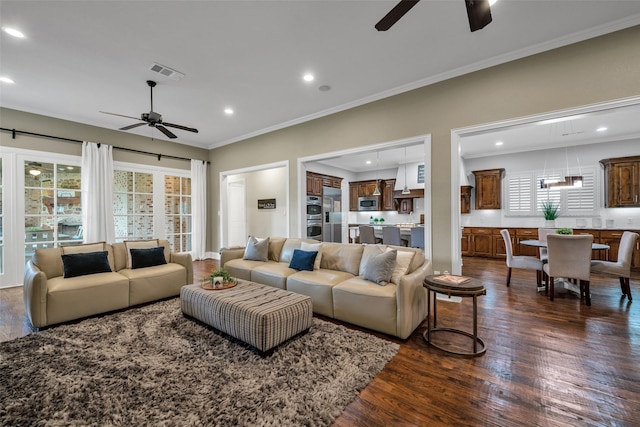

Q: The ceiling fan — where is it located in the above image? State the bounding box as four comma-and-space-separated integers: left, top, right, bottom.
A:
375, 0, 492, 32
100, 80, 198, 139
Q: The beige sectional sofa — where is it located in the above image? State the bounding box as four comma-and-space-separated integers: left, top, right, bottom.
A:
23, 240, 193, 328
220, 237, 432, 339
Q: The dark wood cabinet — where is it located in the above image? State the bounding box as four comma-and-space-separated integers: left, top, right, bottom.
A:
460, 185, 472, 214
600, 156, 640, 207
472, 169, 504, 210
461, 226, 640, 271
382, 180, 395, 211
349, 180, 381, 211
307, 172, 341, 196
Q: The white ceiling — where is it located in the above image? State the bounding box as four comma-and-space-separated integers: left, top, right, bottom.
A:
1, 1, 640, 151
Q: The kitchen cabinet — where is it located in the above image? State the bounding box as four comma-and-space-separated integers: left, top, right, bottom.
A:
382, 179, 395, 211
349, 180, 381, 211
472, 169, 504, 210
307, 172, 341, 196
461, 226, 640, 270
600, 156, 640, 207
460, 185, 472, 214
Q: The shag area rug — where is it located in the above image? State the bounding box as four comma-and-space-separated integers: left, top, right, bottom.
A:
0, 298, 399, 426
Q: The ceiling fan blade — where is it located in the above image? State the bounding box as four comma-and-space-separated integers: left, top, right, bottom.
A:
119, 122, 147, 131
465, 0, 492, 32
375, 0, 420, 31
99, 111, 141, 121
162, 122, 199, 134
155, 125, 178, 139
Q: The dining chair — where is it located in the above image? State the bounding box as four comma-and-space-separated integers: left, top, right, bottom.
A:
359, 225, 381, 244
537, 228, 556, 262
382, 226, 404, 246
410, 227, 425, 249
543, 234, 594, 305
590, 231, 639, 301
500, 229, 544, 287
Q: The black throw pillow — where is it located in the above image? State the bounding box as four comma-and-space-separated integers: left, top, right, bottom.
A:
62, 251, 112, 278
130, 247, 167, 269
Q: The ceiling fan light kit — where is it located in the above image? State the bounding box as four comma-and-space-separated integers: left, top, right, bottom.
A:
100, 80, 198, 139
375, 0, 492, 33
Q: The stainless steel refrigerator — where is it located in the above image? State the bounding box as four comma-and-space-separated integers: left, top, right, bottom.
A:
322, 186, 342, 243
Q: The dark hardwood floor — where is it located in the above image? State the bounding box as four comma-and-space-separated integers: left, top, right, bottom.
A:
2, 257, 639, 426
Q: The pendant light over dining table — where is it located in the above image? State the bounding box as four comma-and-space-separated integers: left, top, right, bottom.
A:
402, 146, 411, 195
373, 151, 381, 196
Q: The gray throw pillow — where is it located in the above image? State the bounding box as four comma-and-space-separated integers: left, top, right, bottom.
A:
243, 236, 270, 261
362, 249, 397, 286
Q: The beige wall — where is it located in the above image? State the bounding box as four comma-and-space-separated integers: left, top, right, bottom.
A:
2, 27, 640, 270
209, 26, 640, 270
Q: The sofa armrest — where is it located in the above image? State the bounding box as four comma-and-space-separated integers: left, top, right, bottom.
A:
170, 252, 193, 285
220, 248, 245, 268
395, 259, 433, 339
23, 260, 49, 328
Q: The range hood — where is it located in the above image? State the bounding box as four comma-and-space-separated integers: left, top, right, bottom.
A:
394, 163, 424, 191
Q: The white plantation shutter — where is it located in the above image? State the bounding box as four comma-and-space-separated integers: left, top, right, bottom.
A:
536, 169, 562, 213
565, 167, 597, 215
506, 173, 532, 214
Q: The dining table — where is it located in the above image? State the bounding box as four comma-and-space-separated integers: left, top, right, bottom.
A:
520, 239, 609, 294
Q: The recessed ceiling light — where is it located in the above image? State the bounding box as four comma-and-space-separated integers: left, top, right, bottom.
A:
303, 73, 314, 82
318, 85, 331, 92
495, 141, 503, 146
0, 77, 15, 84
3, 27, 25, 38
365, 160, 372, 165
224, 108, 234, 115
596, 126, 608, 132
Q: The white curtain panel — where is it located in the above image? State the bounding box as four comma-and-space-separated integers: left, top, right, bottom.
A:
81, 142, 115, 244
191, 159, 207, 260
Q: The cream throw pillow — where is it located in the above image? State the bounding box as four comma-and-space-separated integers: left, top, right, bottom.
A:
243, 236, 270, 261
387, 248, 415, 285
62, 242, 106, 255
300, 241, 323, 270
124, 239, 159, 269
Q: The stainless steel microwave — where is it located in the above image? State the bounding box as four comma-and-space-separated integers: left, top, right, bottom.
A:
358, 196, 379, 211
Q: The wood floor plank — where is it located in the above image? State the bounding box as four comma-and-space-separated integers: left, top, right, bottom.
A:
2, 256, 639, 426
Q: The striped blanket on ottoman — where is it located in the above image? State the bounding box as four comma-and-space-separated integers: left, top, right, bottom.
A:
180, 281, 313, 355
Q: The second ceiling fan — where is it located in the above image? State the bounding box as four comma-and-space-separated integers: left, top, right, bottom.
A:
375, 0, 493, 32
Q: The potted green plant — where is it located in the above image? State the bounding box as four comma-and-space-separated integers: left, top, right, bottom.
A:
541, 200, 559, 227
556, 228, 573, 235
208, 268, 237, 285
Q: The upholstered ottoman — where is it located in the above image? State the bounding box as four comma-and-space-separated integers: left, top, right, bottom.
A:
180, 281, 313, 355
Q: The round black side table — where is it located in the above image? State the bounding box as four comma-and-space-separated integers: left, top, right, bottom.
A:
423, 274, 487, 357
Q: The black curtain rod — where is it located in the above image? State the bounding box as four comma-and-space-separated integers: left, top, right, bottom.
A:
0, 127, 209, 164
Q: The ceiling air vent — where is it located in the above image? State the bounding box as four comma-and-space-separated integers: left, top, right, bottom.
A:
149, 63, 185, 81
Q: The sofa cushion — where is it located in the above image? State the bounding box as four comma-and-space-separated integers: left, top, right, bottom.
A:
113, 240, 169, 272
243, 236, 270, 261
300, 241, 323, 270
32, 247, 64, 279
333, 277, 398, 336
124, 239, 159, 269
358, 244, 386, 276
130, 247, 167, 269
118, 263, 188, 306
47, 272, 130, 325
251, 262, 297, 290
387, 247, 415, 285
362, 249, 396, 286
287, 269, 355, 318
279, 238, 304, 264
62, 242, 106, 255
320, 243, 364, 276
224, 258, 270, 281
289, 249, 318, 272
268, 237, 287, 262
62, 251, 112, 278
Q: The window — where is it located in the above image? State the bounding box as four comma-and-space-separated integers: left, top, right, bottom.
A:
24, 161, 83, 263
165, 175, 192, 252
113, 170, 154, 241
505, 166, 597, 217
